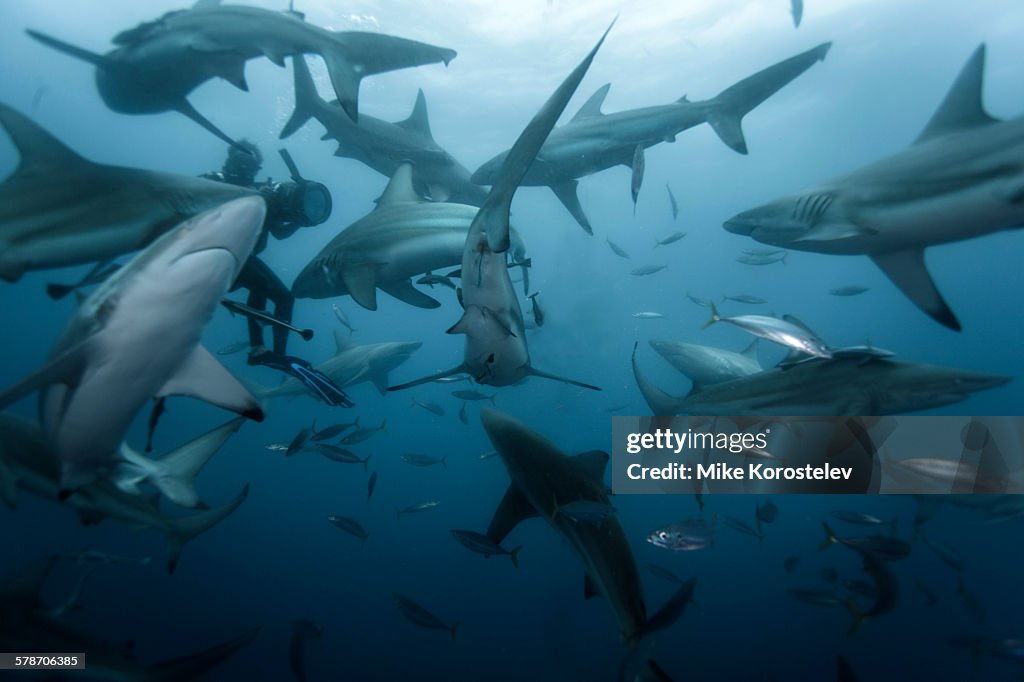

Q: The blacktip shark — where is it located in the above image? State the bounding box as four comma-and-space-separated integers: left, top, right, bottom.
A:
386, 21, 614, 392
472, 42, 831, 233
282, 54, 488, 207
27, 0, 457, 146
0, 102, 255, 283
480, 409, 694, 681
632, 343, 1010, 416
0, 198, 266, 494
0, 412, 250, 573
648, 338, 762, 387
0, 556, 257, 678
724, 45, 1024, 331
259, 331, 422, 399
291, 162, 529, 310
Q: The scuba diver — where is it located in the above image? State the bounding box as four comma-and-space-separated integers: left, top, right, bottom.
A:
204, 141, 353, 407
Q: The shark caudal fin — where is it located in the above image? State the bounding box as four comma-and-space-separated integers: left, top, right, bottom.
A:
165, 484, 250, 574
323, 32, 457, 122
141, 627, 259, 682
116, 418, 245, 509
281, 55, 323, 139
631, 342, 683, 415
619, 579, 696, 682
703, 42, 831, 154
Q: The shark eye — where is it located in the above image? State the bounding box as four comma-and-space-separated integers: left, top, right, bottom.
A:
659, 531, 668, 540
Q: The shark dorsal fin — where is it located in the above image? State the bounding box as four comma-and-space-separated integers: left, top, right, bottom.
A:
573, 450, 609, 484
570, 83, 611, 122
486, 484, 539, 544
915, 45, 998, 145
740, 338, 759, 361
333, 330, 354, 354
375, 163, 422, 207
0, 103, 86, 175
396, 89, 434, 139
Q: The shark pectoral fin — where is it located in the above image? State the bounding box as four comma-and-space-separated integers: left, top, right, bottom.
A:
368, 370, 390, 396
704, 109, 748, 155
486, 484, 540, 545
340, 263, 379, 311
0, 340, 88, 412
157, 346, 264, 421
0, 261, 26, 283
573, 450, 610, 483
914, 45, 998, 145
550, 181, 593, 234
387, 364, 467, 392
526, 366, 601, 391
25, 30, 108, 68
173, 99, 241, 150
583, 574, 602, 600
379, 280, 441, 309
870, 250, 961, 331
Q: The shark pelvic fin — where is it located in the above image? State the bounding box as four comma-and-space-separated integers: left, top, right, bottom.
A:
341, 263, 379, 310
156, 345, 264, 421
486, 484, 540, 545
570, 83, 611, 122
870, 250, 961, 331
550, 180, 593, 234
387, 363, 468, 392
526, 366, 601, 391
379, 279, 441, 309
915, 45, 998, 145
396, 89, 434, 139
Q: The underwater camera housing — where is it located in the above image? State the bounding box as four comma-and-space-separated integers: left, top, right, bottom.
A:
261, 148, 332, 227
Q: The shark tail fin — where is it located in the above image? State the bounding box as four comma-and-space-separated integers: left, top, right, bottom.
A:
165, 484, 250, 574
141, 627, 259, 682
509, 545, 522, 569
527, 366, 601, 391
631, 342, 682, 415
122, 418, 245, 509
281, 55, 320, 139
703, 42, 832, 154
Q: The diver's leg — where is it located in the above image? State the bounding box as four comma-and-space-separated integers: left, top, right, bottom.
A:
235, 258, 269, 363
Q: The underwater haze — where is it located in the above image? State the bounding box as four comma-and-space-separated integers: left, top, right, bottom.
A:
1, 1, 1023, 680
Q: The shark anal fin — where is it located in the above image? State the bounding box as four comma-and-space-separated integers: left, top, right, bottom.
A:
379, 279, 441, 309
340, 263, 379, 311
550, 180, 593, 234
915, 45, 998, 145
870, 250, 961, 331
584, 573, 601, 600
486, 484, 540, 545
156, 345, 264, 420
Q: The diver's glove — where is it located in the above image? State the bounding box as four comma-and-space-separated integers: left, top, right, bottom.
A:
251, 351, 354, 407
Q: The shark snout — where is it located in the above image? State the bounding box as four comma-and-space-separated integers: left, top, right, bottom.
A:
180, 197, 267, 272
724, 209, 810, 244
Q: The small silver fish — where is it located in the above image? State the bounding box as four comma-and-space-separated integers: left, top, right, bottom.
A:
606, 237, 631, 259
401, 453, 447, 469
397, 500, 441, 519
654, 231, 686, 247
632, 312, 664, 319
332, 303, 356, 333
630, 264, 667, 276
410, 399, 445, 416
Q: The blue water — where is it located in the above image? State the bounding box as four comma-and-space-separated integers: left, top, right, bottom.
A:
1, 1, 1023, 680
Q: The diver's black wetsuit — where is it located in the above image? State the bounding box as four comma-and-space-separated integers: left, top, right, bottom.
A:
203, 143, 352, 408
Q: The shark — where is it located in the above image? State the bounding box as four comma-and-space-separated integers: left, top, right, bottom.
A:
480, 408, 694, 681
0, 197, 266, 493
291, 163, 529, 310
0, 413, 250, 573
648, 339, 762, 388
632, 343, 1010, 416
281, 54, 488, 207
27, 0, 457, 146
0, 555, 257, 678
386, 21, 614, 391
0, 101, 256, 283
724, 45, 1024, 331
471, 42, 832, 233
258, 331, 422, 399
